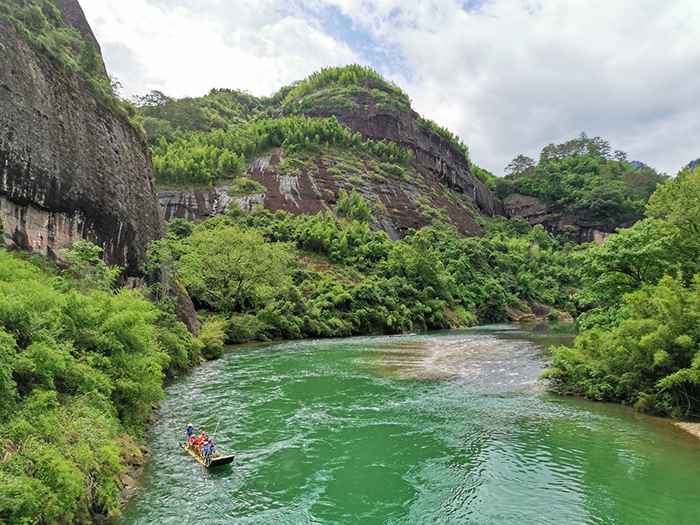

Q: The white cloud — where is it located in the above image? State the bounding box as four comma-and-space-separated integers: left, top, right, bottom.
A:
80, 0, 700, 174
80, 0, 360, 98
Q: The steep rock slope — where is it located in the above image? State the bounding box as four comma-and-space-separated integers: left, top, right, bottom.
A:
298, 84, 502, 218
1, 1, 153, 271
153, 72, 502, 239
161, 147, 487, 240
0, 0, 198, 328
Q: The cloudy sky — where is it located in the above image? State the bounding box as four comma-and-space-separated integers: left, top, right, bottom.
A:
80, 0, 700, 176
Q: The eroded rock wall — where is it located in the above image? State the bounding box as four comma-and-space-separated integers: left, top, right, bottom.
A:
0, 3, 199, 331
503, 194, 620, 244
159, 85, 496, 238
302, 87, 503, 219
0, 15, 161, 276
160, 149, 483, 241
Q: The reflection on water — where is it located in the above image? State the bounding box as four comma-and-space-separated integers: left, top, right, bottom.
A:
117, 323, 700, 525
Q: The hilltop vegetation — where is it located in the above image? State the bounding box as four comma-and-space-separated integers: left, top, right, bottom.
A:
133, 64, 489, 188
497, 134, 668, 228
0, 0, 140, 124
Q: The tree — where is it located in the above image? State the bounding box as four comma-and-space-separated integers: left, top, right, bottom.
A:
505, 154, 535, 176
58, 241, 121, 292
176, 225, 295, 312
646, 167, 700, 278
614, 149, 628, 162
132, 90, 173, 108
578, 219, 673, 307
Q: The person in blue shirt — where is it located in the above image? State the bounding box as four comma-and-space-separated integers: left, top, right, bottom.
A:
186, 423, 195, 442
202, 441, 211, 463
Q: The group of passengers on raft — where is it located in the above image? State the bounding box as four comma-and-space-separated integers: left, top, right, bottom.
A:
186, 423, 217, 465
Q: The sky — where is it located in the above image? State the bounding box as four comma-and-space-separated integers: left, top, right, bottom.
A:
79, 0, 700, 176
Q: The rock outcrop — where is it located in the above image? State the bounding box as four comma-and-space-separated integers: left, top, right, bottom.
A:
161, 148, 486, 240
0, 1, 198, 330
159, 82, 501, 239
302, 85, 503, 220
503, 194, 618, 244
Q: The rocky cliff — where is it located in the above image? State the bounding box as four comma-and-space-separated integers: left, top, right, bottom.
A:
161, 149, 487, 240
301, 84, 502, 219
0, 0, 198, 329
158, 81, 502, 239
503, 194, 618, 244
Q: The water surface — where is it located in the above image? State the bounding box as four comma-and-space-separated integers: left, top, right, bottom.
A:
118, 324, 700, 524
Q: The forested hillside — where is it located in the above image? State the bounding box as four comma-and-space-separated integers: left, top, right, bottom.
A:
0, 242, 222, 523
135, 65, 501, 239
498, 134, 668, 229
543, 167, 700, 418
146, 199, 579, 344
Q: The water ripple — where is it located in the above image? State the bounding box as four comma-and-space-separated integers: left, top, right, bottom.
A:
118, 325, 700, 525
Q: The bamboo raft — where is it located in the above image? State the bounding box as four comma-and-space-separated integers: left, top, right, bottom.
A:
180, 442, 235, 468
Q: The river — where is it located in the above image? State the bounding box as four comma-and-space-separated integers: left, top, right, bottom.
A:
117, 323, 700, 524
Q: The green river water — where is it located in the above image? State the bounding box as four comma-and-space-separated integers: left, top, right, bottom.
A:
117, 324, 700, 524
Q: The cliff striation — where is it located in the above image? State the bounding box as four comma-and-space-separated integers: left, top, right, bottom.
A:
0, 0, 198, 329
503, 194, 618, 244
300, 85, 502, 219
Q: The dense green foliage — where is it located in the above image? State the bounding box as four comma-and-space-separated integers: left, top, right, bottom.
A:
135, 88, 286, 145
471, 164, 498, 190
543, 167, 700, 417
497, 134, 668, 228
152, 195, 579, 343
135, 64, 478, 190
283, 64, 412, 109
151, 115, 414, 186
282, 66, 473, 168
0, 244, 202, 523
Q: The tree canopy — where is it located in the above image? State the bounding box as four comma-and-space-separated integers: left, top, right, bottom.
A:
497, 134, 668, 228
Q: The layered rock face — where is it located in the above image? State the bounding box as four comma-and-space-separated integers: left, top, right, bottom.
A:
161, 149, 485, 240
0, 1, 198, 330
160, 83, 501, 239
0, 6, 160, 276
503, 195, 617, 244
302, 85, 503, 220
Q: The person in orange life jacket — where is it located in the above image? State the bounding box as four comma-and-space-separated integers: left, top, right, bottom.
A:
198, 433, 207, 452
189, 434, 196, 449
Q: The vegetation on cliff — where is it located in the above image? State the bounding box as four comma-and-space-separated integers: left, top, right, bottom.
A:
0, 244, 210, 523
133, 64, 493, 189
542, 167, 700, 418
150, 115, 414, 187
497, 134, 668, 228
0, 0, 139, 126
